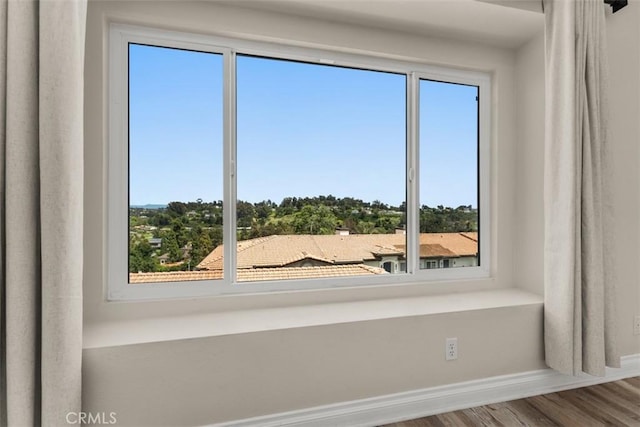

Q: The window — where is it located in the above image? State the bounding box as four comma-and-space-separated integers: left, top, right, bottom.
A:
235, 55, 406, 282
419, 80, 480, 271
381, 261, 394, 273
421, 260, 438, 270
128, 44, 224, 282
108, 24, 490, 300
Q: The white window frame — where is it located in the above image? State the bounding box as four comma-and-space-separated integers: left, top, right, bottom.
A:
107, 24, 491, 301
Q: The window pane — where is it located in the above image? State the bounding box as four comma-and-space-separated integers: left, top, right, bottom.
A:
419, 80, 479, 269
128, 44, 224, 284
230, 55, 406, 282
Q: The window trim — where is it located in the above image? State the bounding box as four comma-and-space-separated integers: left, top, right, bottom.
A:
107, 23, 491, 301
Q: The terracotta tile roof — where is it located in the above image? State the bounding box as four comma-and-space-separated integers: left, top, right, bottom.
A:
197, 234, 406, 270
418, 233, 478, 257
236, 264, 386, 281
460, 232, 478, 241
394, 243, 459, 258
197, 233, 477, 271
129, 264, 387, 284
129, 271, 222, 283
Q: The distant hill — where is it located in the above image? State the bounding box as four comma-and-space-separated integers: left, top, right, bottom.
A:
130, 204, 167, 210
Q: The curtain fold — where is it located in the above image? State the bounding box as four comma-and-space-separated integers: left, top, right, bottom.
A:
543, 0, 620, 376
1, 0, 87, 424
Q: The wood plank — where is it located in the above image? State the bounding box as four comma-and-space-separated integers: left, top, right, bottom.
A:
559, 387, 639, 426
625, 377, 640, 389
598, 379, 639, 400
526, 393, 604, 427
502, 398, 558, 427
461, 405, 505, 426
436, 411, 478, 427
586, 382, 640, 419
483, 401, 536, 427
419, 416, 447, 427
608, 378, 640, 399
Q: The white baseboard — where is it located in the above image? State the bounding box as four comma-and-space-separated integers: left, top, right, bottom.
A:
214, 354, 640, 427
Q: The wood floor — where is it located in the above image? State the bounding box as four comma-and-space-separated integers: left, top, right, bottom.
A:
382, 377, 640, 427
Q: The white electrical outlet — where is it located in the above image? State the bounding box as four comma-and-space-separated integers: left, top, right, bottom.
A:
446, 337, 458, 361
634, 315, 640, 335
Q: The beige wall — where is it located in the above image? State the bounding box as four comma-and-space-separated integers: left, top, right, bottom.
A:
514, 31, 545, 296
606, 3, 640, 356
83, 305, 544, 426
82, 1, 638, 425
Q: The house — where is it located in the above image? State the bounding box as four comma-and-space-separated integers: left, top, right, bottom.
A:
77, 1, 639, 426
148, 237, 162, 249
195, 232, 478, 276
131, 232, 479, 283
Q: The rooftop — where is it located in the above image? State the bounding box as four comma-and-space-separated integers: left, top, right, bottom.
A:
197, 232, 478, 271
130, 264, 387, 284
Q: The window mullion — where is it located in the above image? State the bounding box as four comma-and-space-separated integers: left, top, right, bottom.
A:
223, 49, 238, 285
407, 72, 420, 275
478, 81, 491, 273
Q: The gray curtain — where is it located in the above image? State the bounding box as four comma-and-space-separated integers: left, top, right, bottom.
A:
1, 0, 86, 424
543, 0, 620, 376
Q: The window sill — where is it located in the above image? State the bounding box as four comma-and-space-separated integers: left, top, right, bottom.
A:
83, 288, 542, 349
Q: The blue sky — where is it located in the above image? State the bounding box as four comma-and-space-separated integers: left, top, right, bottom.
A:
129, 44, 478, 208
420, 80, 478, 209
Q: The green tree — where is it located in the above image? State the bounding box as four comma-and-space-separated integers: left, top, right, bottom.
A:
375, 215, 402, 233
355, 220, 375, 234
190, 231, 213, 266
293, 205, 337, 235
159, 229, 182, 262
209, 226, 223, 248
129, 240, 159, 273
254, 201, 272, 220
167, 201, 187, 216
237, 201, 256, 228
